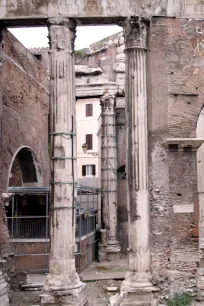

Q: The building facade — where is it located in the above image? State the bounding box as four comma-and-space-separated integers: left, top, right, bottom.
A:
76, 97, 100, 186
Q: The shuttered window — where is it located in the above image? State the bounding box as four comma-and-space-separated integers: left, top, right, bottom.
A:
86, 104, 93, 117
82, 165, 96, 176
86, 134, 93, 150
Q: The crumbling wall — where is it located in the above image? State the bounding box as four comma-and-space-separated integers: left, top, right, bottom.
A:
149, 17, 204, 299
0, 29, 49, 191
0, 28, 13, 299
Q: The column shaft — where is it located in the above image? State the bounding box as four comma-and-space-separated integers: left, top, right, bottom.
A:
122, 17, 152, 289
100, 95, 120, 257
41, 18, 86, 306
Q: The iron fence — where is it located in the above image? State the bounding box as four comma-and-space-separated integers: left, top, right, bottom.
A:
7, 217, 49, 239
7, 184, 101, 274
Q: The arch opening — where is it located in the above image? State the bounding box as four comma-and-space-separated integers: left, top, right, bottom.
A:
8, 146, 42, 187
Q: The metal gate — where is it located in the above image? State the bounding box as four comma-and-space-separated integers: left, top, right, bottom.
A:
7, 187, 50, 273
7, 185, 101, 274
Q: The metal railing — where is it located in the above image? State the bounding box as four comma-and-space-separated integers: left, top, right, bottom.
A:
8, 214, 96, 239
8, 217, 49, 239
7, 184, 101, 273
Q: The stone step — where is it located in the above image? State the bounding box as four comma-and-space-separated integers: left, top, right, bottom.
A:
82, 271, 125, 281
22, 283, 44, 290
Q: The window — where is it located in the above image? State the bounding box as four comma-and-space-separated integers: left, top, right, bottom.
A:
86, 104, 93, 117
82, 165, 96, 176
86, 134, 93, 150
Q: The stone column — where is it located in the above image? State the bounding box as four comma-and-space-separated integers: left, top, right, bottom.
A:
100, 94, 121, 259
41, 18, 86, 306
119, 17, 157, 305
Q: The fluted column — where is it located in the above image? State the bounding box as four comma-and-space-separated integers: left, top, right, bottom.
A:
100, 94, 121, 259
41, 18, 86, 306
119, 17, 157, 306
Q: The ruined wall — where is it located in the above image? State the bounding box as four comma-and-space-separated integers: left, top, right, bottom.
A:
149, 18, 204, 298
75, 19, 204, 295
0, 30, 49, 191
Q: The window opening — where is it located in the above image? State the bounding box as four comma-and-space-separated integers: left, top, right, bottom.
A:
86, 104, 93, 117
86, 134, 93, 150
82, 165, 96, 176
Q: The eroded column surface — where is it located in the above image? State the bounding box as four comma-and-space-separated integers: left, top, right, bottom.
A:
41, 18, 86, 306
100, 94, 121, 259
119, 17, 157, 305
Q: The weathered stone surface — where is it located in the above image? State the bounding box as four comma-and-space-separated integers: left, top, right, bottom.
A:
1, 0, 204, 21
75, 65, 102, 75
0, 260, 9, 306
149, 17, 204, 300
41, 17, 86, 306
100, 94, 121, 258
0, 0, 185, 20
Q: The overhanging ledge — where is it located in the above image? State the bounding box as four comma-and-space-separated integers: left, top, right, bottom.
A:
166, 138, 204, 151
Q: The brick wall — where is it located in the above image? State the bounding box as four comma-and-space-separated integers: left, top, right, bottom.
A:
0, 29, 49, 191
0, 29, 49, 280
149, 17, 204, 298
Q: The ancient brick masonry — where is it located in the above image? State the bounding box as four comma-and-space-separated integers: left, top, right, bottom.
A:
1, 30, 49, 189
0, 26, 11, 306
0, 28, 50, 306
149, 17, 204, 300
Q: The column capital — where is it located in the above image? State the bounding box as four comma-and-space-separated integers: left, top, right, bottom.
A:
122, 17, 149, 50
100, 94, 116, 114
47, 17, 76, 29
47, 17, 76, 51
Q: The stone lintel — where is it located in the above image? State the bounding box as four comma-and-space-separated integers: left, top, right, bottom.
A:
173, 204, 194, 214
75, 65, 103, 75
166, 138, 204, 151
76, 83, 117, 98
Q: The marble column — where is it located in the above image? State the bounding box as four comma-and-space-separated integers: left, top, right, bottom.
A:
119, 17, 157, 305
40, 18, 86, 306
100, 94, 121, 259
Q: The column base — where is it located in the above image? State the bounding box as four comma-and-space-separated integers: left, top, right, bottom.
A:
0, 280, 9, 306
110, 271, 159, 306
107, 240, 121, 261
40, 283, 87, 306
0, 261, 9, 306
40, 273, 87, 306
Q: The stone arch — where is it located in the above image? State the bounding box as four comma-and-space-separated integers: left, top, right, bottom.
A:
7, 146, 43, 188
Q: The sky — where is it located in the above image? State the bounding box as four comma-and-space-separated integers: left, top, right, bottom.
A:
8, 25, 122, 50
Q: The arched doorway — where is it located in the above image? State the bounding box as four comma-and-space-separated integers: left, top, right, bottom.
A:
8, 146, 42, 188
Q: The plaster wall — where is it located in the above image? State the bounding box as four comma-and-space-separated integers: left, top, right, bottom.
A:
76, 97, 101, 180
